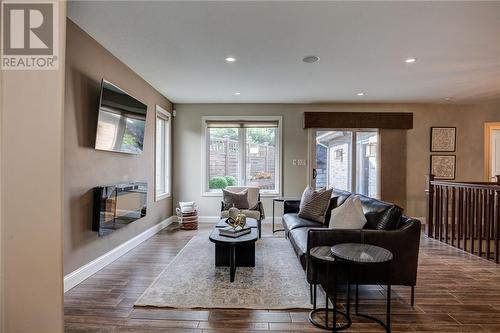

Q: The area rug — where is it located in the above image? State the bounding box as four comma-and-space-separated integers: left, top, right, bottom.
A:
135, 231, 315, 309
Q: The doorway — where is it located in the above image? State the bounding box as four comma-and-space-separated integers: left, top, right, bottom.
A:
484, 122, 500, 181
308, 129, 380, 198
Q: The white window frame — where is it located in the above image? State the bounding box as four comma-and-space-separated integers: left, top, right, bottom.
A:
201, 115, 283, 197
155, 105, 171, 201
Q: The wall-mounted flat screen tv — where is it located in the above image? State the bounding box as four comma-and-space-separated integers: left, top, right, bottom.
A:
95, 79, 147, 154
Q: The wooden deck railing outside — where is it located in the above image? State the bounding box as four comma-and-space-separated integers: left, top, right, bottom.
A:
426, 174, 500, 262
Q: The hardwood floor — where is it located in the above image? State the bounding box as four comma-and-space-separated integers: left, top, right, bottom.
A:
65, 222, 500, 332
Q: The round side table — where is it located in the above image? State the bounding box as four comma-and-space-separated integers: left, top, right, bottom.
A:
330, 243, 394, 333
308, 246, 352, 332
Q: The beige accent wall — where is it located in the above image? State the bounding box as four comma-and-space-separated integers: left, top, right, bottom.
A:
174, 102, 500, 219
1, 3, 66, 332
64, 20, 173, 275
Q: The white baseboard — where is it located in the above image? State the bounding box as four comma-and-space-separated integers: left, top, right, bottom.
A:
198, 216, 274, 224
64, 216, 174, 293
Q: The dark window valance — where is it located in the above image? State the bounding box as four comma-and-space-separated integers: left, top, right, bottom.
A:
303, 112, 413, 129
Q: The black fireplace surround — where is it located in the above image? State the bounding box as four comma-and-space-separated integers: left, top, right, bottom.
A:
282, 188, 421, 305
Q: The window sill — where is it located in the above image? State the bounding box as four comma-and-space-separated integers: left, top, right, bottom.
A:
201, 191, 282, 198
202, 191, 222, 197
155, 193, 171, 201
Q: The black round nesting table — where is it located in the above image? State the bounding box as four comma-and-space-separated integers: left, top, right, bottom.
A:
330, 243, 393, 333
308, 246, 352, 332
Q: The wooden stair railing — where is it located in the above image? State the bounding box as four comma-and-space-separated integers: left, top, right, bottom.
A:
426, 174, 500, 262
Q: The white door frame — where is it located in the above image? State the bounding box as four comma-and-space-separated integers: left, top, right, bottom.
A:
307, 128, 381, 197
484, 122, 500, 181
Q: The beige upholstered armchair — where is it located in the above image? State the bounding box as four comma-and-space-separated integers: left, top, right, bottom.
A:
220, 186, 265, 237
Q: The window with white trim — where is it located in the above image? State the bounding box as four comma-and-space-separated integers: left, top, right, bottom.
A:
155, 105, 171, 200
203, 116, 282, 196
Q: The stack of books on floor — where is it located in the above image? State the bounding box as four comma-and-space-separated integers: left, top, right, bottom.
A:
218, 226, 251, 238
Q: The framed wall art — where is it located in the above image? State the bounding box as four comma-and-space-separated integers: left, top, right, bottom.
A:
430, 155, 456, 180
430, 127, 456, 152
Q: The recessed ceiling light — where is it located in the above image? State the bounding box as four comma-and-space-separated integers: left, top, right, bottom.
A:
443, 97, 453, 102
234, 92, 241, 95
405, 58, 417, 64
225, 57, 236, 63
302, 55, 320, 63
356, 92, 365, 96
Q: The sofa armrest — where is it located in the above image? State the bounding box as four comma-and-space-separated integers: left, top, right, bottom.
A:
306, 218, 421, 285
284, 200, 301, 214
361, 218, 421, 286
257, 201, 265, 220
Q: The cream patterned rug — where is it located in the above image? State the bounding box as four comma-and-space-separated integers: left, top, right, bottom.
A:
135, 231, 314, 309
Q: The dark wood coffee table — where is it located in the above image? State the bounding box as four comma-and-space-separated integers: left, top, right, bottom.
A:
209, 228, 258, 282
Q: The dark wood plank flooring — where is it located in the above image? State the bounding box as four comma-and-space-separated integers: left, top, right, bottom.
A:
65, 223, 500, 332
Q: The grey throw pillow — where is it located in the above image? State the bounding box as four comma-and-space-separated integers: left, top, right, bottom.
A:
298, 186, 333, 223
222, 189, 250, 210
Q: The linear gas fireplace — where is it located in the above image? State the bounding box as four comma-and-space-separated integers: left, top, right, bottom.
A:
92, 182, 147, 236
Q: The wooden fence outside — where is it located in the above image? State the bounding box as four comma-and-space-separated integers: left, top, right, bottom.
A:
209, 137, 276, 189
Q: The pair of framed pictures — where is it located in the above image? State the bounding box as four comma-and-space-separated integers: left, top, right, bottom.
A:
430, 127, 456, 180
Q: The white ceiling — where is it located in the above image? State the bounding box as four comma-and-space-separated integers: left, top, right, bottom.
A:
68, 1, 500, 104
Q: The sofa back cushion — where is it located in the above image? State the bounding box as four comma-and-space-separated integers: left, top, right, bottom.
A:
358, 195, 402, 230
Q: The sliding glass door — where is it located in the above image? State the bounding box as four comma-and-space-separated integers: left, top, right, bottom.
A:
309, 129, 380, 198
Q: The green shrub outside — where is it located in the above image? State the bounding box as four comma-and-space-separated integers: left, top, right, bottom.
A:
224, 176, 237, 186
209, 176, 228, 189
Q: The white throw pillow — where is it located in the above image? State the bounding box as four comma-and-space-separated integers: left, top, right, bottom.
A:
328, 196, 367, 229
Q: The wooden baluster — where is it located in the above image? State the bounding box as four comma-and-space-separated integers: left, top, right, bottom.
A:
486, 190, 491, 260
437, 186, 442, 241
451, 187, 456, 247
441, 186, 445, 241
492, 189, 496, 259
492, 190, 496, 258
494, 190, 500, 263
464, 188, 469, 252
469, 189, 473, 254
458, 188, 463, 249
434, 185, 439, 240
471, 189, 477, 255
470, 189, 478, 254
478, 189, 483, 257
435, 186, 439, 241
469, 189, 476, 254
426, 175, 435, 238
444, 186, 449, 244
